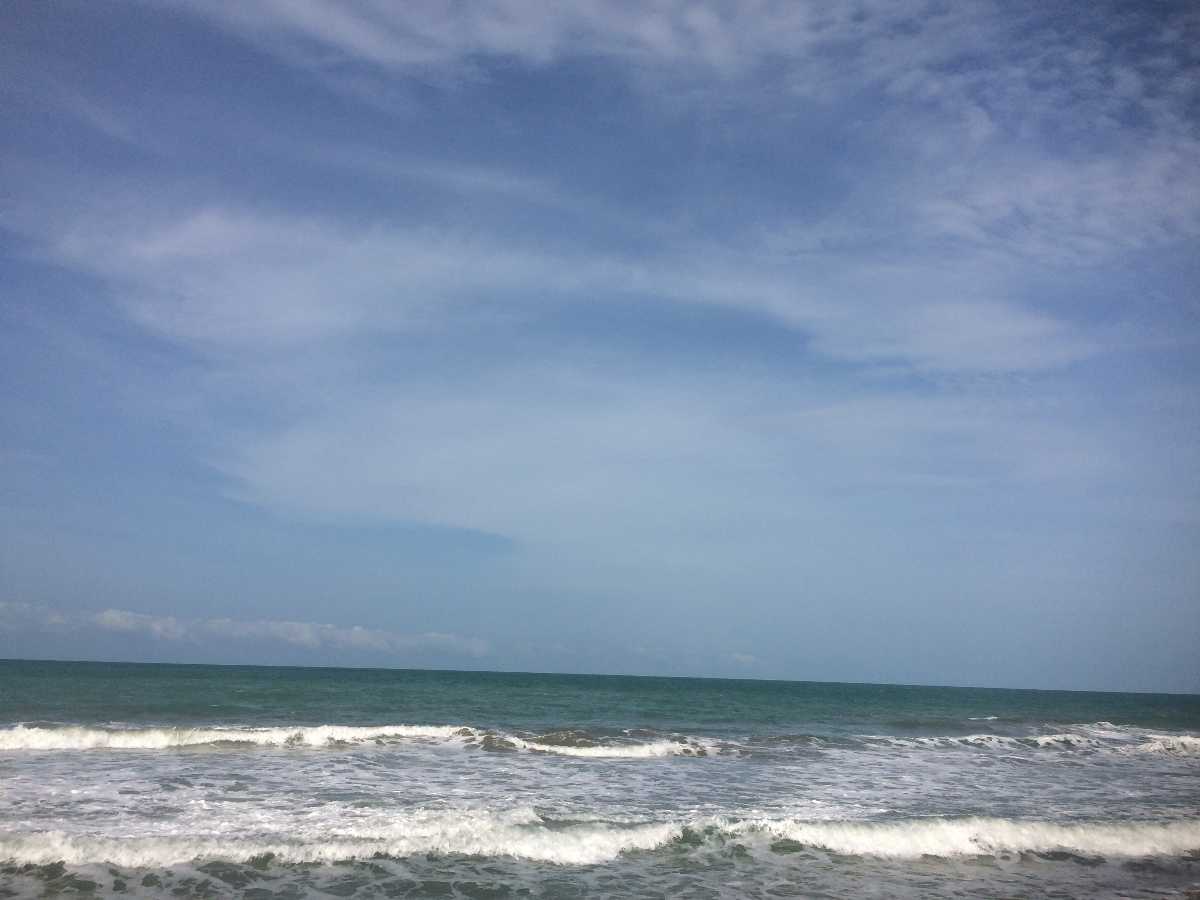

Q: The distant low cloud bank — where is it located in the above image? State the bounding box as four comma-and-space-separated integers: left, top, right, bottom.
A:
0, 602, 489, 660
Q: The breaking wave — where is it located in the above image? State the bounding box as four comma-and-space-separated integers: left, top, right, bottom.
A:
0, 723, 711, 758
731, 816, 1200, 859
859, 724, 1200, 756
867, 733, 1105, 751
0, 723, 474, 750
0, 722, 1193, 757
1136, 734, 1200, 756
501, 737, 710, 758
0, 808, 678, 867
2, 814, 1197, 868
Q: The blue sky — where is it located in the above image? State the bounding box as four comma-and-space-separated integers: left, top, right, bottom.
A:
2, 1, 1198, 691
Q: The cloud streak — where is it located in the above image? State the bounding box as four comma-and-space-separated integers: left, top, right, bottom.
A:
46, 204, 1100, 376
165, 1, 1200, 266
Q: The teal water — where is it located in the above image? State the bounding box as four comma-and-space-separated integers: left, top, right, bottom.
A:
5, 659, 1198, 733
1, 660, 1198, 898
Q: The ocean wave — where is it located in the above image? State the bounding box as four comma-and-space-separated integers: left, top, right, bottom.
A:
0, 723, 477, 750
0, 808, 679, 867
731, 816, 1200, 859
862, 725, 1200, 756
1134, 734, 1200, 756
506, 736, 712, 758
2, 722, 1194, 758
865, 733, 1104, 752
0, 723, 711, 758
2, 814, 1196, 868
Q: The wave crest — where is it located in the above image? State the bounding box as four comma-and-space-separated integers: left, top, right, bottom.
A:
0, 723, 712, 758
1136, 734, 1200, 755
1, 722, 1195, 758
864, 726, 1200, 756
0, 723, 475, 750
733, 816, 1200, 859
2, 815, 1196, 868
0, 809, 679, 867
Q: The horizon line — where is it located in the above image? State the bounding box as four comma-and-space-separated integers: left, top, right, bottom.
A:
2, 656, 1196, 698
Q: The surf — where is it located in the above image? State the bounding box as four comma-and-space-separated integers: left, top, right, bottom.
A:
0, 723, 715, 757
3, 814, 1197, 868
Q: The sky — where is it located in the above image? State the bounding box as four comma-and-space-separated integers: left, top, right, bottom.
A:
1, 1, 1198, 692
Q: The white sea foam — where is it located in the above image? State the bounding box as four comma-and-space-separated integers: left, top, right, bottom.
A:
869, 734, 1026, 750
2, 722, 1193, 758
0, 808, 680, 867
866, 727, 1200, 755
1072, 720, 1124, 734
0, 723, 711, 758
1135, 734, 1200, 755
733, 817, 1200, 859
513, 737, 711, 758
1061, 722, 1200, 755
3, 814, 1196, 868
1026, 733, 1103, 749
0, 723, 476, 750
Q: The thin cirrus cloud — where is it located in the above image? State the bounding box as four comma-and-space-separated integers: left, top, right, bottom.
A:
49, 205, 1097, 376
20, 196, 1133, 555
1, 1, 1197, 687
200, 351, 1122, 588
178, 0, 1200, 261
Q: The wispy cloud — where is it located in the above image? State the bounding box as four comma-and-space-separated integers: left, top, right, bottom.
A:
912, 139, 1200, 264
182, 1, 1199, 146
3, 0, 1197, 687
45, 203, 1100, 375
208, 362, 1123, 557
0, 48, 141, 147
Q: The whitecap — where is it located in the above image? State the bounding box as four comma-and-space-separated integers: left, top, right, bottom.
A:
4, 814, 1196, 867
0, 723, 477, 750
1134, 734, 1200, 756
0, 723, 714, 759
0, 807, 679, 867
511, 737, 713, 758
730, 816, 1200, 859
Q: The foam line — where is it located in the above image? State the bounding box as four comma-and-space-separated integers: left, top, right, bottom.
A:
2, 815, 1196, 867
732, 816, 1200, 858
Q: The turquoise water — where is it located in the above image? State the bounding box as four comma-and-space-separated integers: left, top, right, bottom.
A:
5, 660, 1198, 732
1, 660, 1198, 897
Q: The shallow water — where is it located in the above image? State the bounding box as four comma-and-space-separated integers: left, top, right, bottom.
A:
1, 660, 1197, 897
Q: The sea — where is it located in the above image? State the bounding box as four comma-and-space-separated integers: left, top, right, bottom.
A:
0, 660, 1197, 898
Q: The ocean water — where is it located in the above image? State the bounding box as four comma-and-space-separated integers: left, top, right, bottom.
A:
0, 661, 1197, 898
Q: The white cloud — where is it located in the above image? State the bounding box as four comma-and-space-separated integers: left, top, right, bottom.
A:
180, 1, 1198, 148
93, 608, 187, 641
48, 204, 1098, 375
0, 602, 58, 632
19, 0, 1195, 370
913, 138, 1200, 264
188, 0, 1198, 266
0, 602, 489, 659
53, 207, 587, 347
182, 0, 823, 74
5, 1, 1190, 579
179, 0, 1082, 107
813, 299, 1099, 373
204, 359, 1119, 560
